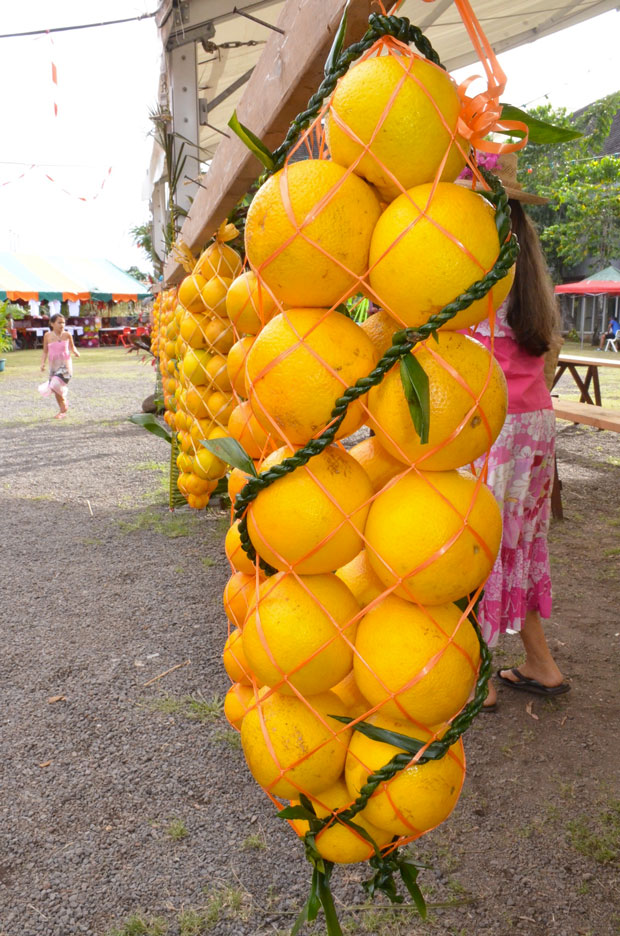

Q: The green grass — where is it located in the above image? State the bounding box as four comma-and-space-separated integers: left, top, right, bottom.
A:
177, 909, 211, 936
106, 913, 167, 936
241, 831, 267, 851
213, 727, 242, 749
117, 508, 198, 538
133, 460, 168, 473
166, 819, 188, 841
566, 799, 620, 864
146, 693, 224, 722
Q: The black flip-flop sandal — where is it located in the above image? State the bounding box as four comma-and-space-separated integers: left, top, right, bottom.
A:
496, 667, 570, 697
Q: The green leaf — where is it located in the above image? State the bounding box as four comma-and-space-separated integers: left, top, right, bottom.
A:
324, 1, 349, 76
129, 413, 171, 443
278, 804, 317, 821
399, 862, 427, 919
200, 437, 258, 476
498, 103, 583, 144
399, 353, 430, 444
228, 111, 275, 170
330, 714, 446, 761
317, 868, 343, 936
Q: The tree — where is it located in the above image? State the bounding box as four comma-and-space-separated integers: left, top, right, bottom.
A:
516, 93, 620, 278
541, 155, 620, 271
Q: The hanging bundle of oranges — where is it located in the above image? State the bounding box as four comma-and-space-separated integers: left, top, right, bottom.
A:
204, 6, 522, 929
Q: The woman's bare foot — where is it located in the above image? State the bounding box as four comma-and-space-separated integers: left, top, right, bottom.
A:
483, 680, 497, 708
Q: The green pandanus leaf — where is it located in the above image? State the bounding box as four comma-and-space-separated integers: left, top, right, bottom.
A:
200, 437, 258, 477
399, 352, 430, 444
228, 111, 275, 170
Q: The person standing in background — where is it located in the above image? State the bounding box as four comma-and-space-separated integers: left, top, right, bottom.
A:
461, 155, 570, 707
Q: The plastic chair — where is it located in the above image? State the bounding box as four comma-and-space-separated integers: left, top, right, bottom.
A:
116, 327, 132, 347
604, 335, 618, 352
134, 326, 148, 337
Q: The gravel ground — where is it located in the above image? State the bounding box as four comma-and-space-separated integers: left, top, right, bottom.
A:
1, 347, 619, 936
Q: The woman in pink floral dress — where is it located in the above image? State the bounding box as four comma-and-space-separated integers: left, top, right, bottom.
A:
468, 165, 570, 707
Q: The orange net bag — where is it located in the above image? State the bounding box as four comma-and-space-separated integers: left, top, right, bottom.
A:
204, 2, 529, 930
162, 229, 248, 509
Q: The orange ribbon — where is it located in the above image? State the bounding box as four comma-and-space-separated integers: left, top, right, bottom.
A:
388, 0, 529, 154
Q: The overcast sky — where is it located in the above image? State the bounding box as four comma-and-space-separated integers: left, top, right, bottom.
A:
0, 4, 617, 275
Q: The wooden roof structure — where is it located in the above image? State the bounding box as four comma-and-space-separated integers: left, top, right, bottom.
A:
152, 0, 619, 285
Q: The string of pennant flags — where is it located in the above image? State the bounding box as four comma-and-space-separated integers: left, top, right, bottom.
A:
0, 163, 113, 201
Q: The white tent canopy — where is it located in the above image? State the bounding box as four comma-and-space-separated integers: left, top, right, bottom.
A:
151, 0, 618, 281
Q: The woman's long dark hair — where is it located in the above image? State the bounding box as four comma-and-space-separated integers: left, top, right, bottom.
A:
505, 200, 559, 356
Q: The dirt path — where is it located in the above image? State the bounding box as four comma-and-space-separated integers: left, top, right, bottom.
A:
1, 348, 619, 936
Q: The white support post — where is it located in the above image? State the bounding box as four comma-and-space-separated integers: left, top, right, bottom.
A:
151, 180, 169, 272
169, 44, 200, 221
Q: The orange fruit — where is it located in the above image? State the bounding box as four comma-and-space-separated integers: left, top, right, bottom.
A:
224, 683, 254, 729
173, 409, 187, 432
226, 271, 279, 335
227, 336, 254, 398
345, 714, 465, 837
247, 444, 373, 574
326, 54, 467, 202
201, 275, 232, 316
368, 183, 508, 329
335, 549, 385, 609
178, 273, 209, 313
192, 445, 227, 481
204, 390, 235, 425
195, 242, 242, 281
227, 467, 254, 505
330, 671, 371, 719
223, 628, 252, 685
359, 309, 401, 357
225, 520, 256, 575
228, 401, 273, 460
240, 689, 351, 798
176, 451, 194, 474
348, 435, 405, 493
177, 471, 191, 496
289, 779, 392, 863
245, 308, 378, 444
179, 311, 210, 349
202, 317, 234, 354
242, 572, 359, 695
187, 492, 210, 510
205, 354, 232, 393
189, 417, 215, 446
185, 386, 212, 419
367, 331, 507, 470
181, 349, 211, 386
245, 160, 381, 307
364, 470, 502, 605
223, 571, 258, 628
353, 594, 480, 725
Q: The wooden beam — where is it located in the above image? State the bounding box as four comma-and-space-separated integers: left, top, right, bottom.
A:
163, 0, 373, 286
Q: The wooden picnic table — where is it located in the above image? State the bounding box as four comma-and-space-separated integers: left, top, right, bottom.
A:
552, 352, 620, 406
551, 353, 620, 520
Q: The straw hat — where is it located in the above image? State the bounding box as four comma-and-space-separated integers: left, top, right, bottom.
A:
458, 152, 548, 205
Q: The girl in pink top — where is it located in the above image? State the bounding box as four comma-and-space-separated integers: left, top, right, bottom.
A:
472, 196, 569, 706
39, 313, 80, 418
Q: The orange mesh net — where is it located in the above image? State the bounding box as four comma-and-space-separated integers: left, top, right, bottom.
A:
206, 1, 527, 923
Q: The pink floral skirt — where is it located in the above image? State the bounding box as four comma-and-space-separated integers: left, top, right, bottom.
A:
475, 409, 555, 647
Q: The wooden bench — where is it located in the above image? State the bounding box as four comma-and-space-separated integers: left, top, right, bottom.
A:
552, 398, 620, 519
553, 398, 620, 432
